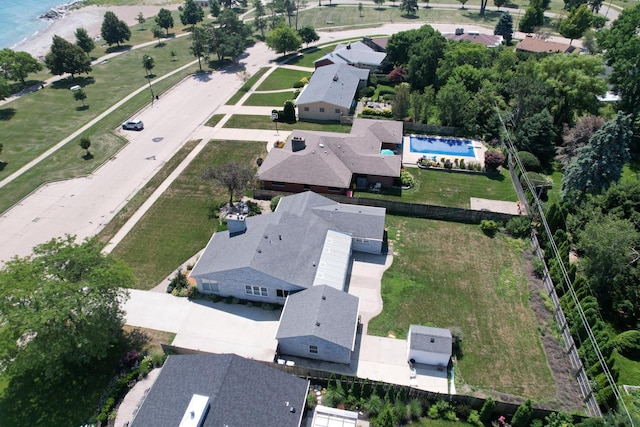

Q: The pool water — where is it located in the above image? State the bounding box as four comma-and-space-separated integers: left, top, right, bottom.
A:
409, 135, 476, 158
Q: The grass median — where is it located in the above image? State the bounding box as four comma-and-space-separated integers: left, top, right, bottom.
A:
223, 114, 352, 133
226, 67, 270, 105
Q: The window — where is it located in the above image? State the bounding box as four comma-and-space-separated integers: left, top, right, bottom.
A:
309, 345, 318, 354
319, 107, 325, 113
304, 107, 309, 111
335, 109, 341, 114
276, 289, 290, 298
202, 279, 219, 293
245, 286, 268, 297
355, 237, 370, 243
272, 181, 285, 187
303, 184, 311, 190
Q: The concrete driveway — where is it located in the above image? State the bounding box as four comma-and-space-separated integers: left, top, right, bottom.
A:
124, 289, 280, 361
347, 252, 392, 334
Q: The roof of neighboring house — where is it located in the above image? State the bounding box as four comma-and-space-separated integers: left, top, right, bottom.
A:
296, 63, 369, 109
257, 119, 402, 188
276, 285, 360, 350
190, 192, 386, 289
515, 37, 576, 53
131, 354, 309, 427
314, 41, 387, 68
409, 325, 452, 355
363, 37, 389, 52
443, 32, 503, 47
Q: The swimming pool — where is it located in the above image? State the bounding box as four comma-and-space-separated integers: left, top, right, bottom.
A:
409, 135, 476, 158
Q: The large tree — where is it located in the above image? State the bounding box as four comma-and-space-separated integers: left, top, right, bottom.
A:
180, 0, 205, 28
597, 4, 640, 116
266, 24, 302, 55
392, 83, 411, 120
561, 112, 632, 203
514, 108, 556, 165
436, 77, 470, 127
190, 26, 209, 71
494, 12, 513, 44
45, 35, 92, 79
0, 236, 133, 379
556, 115, 605, 167
401, 0, 418, 15
155, 8, 175, 36
254, 0, 267, 37
559, 4, 593, 44
202, 162, 255, 206
519, 0, 544, 33
142, 54, 155, 98
75, 27, 95, 57
100, 11, 131, 46
298, 25, 319, 48
0, 76, 9, 100
0, 49, 42, 86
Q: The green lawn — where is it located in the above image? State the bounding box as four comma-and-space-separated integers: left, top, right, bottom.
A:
205, 114, 225, 127
111, 140, 267, 290
369, 216, 556, 401
225, 67, 270, 105
358, 168, 517, 208
243, 91, 296, 107
286, 46, 335, 68
255, 68, 312, 91
223, 114, 352, 133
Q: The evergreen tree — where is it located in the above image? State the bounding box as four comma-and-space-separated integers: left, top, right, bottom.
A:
510, 399, 533, 427
180, 0, 205, 28
494, 12, 513, 44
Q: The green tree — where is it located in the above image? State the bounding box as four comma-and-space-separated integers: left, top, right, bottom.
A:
180, 0, 205, 28
401, 0, 418, 15
209, 0, 222, 17
393, 26, 446, 90
597, 4, 640, 115
514, 108, 556, 165
74, 28, 95, 57
519, 1, 544, 33
457, 0, 468, 9
254, 0, 267, 37
545, 412, 575, 427
494, 12, 513, 44
202, 161, 255, 206
190, 26, 209, 71
0, 236, 133, 378
0, 49, 42, 86
358, 2, 364, 16
559, 4, 593, 44
100, 11, 131, 46
510, 399, 533, 427
374, 0, 385, 7
392, 83, 410, 120
479, 397, 495, 422
266, 24, 302, 55
410, 89, 425, 123
561, 112, 632, 203
494, 0, 507, 9
142, 54, 155, 98
45, 35, 92, 79
152, 25, 164, 44
79, 136, 91, 155
298, 25, 319, 48
137, 12, 146, 28
0, 77, 9, 100
436, 77, 470, 127
155, 8, 175, 36
73, 88, 87, 106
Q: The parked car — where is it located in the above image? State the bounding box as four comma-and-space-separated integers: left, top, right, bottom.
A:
122, 119, 144, 131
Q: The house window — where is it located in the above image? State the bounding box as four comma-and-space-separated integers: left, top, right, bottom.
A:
309, 345, 318, 354
355, 237, 370, 243
319, 107, 325, 113
202, 279, 219, 293
245, 286, 268, 297
304, 107, 309, 111
272, 181, 285, 187
276, 289, 290, 298
335, 109, 341, 114
303, 184, 311, 190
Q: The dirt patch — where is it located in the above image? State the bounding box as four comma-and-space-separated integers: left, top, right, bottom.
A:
123, 325, 175, 355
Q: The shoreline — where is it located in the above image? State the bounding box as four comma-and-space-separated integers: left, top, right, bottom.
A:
13, 2, 178, 59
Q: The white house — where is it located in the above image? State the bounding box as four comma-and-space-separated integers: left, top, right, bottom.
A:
407, 324, 452, 367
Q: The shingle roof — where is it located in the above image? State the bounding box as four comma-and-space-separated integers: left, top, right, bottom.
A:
443, 33, 503, 47
190, 192, 386, 289
276, 285, 359, 349
409, 325, 452, 355
131, 354, 309, 427
296, 63, 369, 108
516, 37, 576, 53
314, 41, 387, 68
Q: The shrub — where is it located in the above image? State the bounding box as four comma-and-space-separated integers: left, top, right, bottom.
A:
479, 397, 495, 422
362, 107, 393, 118
167, 269, 189, 294
506, 216, 531, 239
406, 398, 422, 420
428, 404, 440, 419
282, 100, 296, 123
231, 297, 241, 304
224, 296, 234, 304
468, 410, 483, 426
511, 399, 533, 427
306, 392, 317, 410
517, 151, 542, 172
480, 219, 499, 237
359, 86, 375, 97
444, 410, 458, 421
365, 394, 384, 417
300, 76, 309, 85
270, 195, 282, 212
378, 86, 396, 96
382, 94, 395, 102
484, 150, 505, 172
293, 89, 300, 99
400, 169, 415, 188
532, 258, 545, 278
293, 80, 305, 88
614, 330, 640, 359
122, 349, 140, 368
261, 302, 276, 310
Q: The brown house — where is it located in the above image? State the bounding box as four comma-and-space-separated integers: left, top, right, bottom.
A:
257, 119, 403, 195
515, 37, 576, 54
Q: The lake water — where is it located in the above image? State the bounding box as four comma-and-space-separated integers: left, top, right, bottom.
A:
0, 0, 71, 50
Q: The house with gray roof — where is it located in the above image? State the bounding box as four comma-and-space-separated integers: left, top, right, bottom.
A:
190, 191, 386, 304
314, 41, 387, 71
407, 325, 452, 367
296, 63, 369, 122
131, 353, 309, 427
257, 118, 403, 194
276, 285, 359, 364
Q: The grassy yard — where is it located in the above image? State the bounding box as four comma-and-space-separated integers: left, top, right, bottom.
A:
369, 216, 556, 401
358, 168, 517, 208
243, 91, 297, 107
225, 67, 270, 105
111, 140, 267, 290
205, 114, 225, 127
223, 114, 352, 133
256, 68, 312, 91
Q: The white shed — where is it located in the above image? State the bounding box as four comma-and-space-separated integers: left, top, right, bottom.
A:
407, 325, 452, 367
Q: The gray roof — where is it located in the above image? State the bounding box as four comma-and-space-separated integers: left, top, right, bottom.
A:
276, 285, 359, 349
314, 41, 387, 68
131, 354, 309, 427
296, 63, 369, 109
409, 325, 452, 355
191, 192, 386, 289
257, 119, 402, 187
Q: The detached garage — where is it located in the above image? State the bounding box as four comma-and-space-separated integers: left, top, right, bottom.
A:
407, 325, 452, 367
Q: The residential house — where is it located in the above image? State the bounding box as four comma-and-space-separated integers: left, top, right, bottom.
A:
407, 325, 452, 367
257, 118, 403, 194
515, 36, 576, 54
296, 63, 369, 122
276, 285, 359, 364
314, 41, 387, 71
444, 29, 503, 47
362, 36, 388, 53
190, 191, 386, 304
131, 353, 309, 427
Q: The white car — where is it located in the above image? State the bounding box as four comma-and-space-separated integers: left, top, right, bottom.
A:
122, 119, 144, 131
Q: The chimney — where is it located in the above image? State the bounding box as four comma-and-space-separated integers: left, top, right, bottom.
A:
226, 213, 247, 235
333, 74, 338, 82
291, 136, 306, 152
346, 43, 351, 50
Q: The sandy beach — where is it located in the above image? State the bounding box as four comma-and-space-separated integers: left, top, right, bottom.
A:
14, 2, 179, 59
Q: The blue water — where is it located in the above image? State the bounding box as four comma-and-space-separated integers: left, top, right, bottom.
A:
0, 0, 71, 51
410, 135, 476, 158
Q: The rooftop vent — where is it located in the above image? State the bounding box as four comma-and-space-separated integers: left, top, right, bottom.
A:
332, 74, 338, 82
322, 296, 327, 300
179, 394, 210, 427
316, 322, 321, 327
346, 43, 351, 50
319, 143, 324, 148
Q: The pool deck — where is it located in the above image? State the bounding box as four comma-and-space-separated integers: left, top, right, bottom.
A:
402, 135, 487, 168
